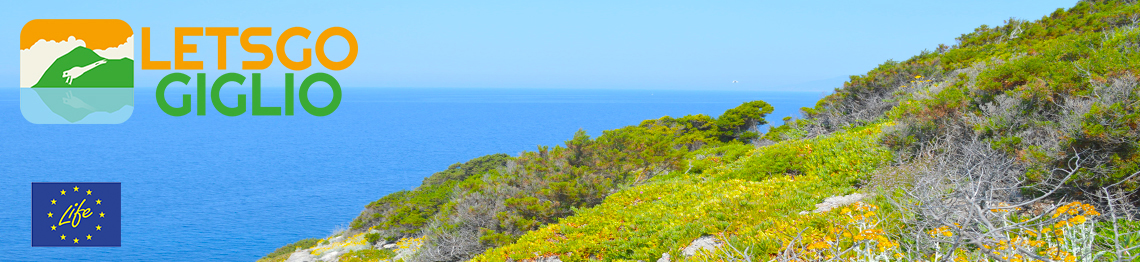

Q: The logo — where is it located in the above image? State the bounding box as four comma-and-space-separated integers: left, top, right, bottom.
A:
20, 19, 134, 124
31, 182, 121, 247
145, 27, 355, 117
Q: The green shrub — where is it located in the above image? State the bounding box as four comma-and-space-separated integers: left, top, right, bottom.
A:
364, 233, 381, 244
473, 124, 891, 261
337, 249, 395, 262
257, 238, 321, 262
348, 154, 511, 238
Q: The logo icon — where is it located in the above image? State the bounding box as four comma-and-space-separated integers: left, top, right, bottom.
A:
31, 182, 121, 247
20, 19, 134, 124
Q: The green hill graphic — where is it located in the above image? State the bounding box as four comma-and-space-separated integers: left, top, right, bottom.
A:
25, 46, 134, 123
32, 46, 132, 88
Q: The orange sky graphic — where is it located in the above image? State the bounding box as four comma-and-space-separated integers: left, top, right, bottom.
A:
21, 19, 132, 50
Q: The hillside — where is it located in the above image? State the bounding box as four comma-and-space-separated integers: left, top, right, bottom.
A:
262, 1, 1140, 261
32, 46, 133, 88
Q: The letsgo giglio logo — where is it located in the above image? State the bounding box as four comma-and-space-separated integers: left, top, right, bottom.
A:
20, 19, 134, 124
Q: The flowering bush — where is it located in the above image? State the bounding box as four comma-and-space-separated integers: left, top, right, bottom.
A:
798, 202, 903, 261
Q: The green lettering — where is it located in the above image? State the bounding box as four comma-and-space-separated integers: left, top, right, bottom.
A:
157, 73, 192, 116
211, 73, 247, 116
251, 73, 281, 115
299, 73, 341, 117
285, 73, 294, 116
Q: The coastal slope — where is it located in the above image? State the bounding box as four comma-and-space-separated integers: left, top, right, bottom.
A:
262, 1, 1140, 261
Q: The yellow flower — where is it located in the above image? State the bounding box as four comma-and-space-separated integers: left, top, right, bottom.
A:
806, 240, 830, 250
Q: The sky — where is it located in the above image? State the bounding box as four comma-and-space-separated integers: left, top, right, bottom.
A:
1, 0, 1079, 91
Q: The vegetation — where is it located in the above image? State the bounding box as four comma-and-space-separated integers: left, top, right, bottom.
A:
264, 1, 1140, 261
257, 238, 322, 262
473, 123, 892, 260
339, 249, 396, 262
333, 100, 773, 261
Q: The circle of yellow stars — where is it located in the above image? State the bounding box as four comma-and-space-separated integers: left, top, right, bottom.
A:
51, 186, 104, 244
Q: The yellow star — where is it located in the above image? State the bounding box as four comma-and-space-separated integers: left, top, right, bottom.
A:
60, 189, 66, 195
99, 212, 105, 218
73, 186, 79, 192
73, 238, 78, 244
51, 225, 57, 231
60, 234, 66, 240
51, 199, 56, 205
96, 199, 102, 205
48, 212, 53, 218
86, 189, 92, 195
96, 225, 102, 231
86, 234, 92, 240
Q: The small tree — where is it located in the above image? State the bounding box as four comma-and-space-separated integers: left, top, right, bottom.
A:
717, 100, 775, 143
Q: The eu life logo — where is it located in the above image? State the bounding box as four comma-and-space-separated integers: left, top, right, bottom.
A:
20, 19, 134, 124
31, 183, 121, 247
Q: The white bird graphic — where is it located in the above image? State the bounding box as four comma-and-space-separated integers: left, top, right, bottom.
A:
62, 59, 108, 85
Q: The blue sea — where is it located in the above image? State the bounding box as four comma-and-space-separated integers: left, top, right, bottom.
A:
0, 87, 822, 261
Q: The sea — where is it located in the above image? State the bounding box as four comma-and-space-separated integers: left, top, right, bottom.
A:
0, 87, 823, 261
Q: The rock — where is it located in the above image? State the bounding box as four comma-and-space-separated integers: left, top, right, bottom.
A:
799, 193, 867, 215
308, 233, 372, 262
285, 250, 318, 262
382, 243, 397, 249
535, 256, 562, 262
657, 252, 671, 262
682, 236, 721, 257
318, 251, 341, 262
343, 245, 370, 254
1028, 199, 1056, 216
392, 239, 421, 261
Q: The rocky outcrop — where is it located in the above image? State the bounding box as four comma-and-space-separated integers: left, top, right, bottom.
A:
682, 235, 722, 257
285, 230, 400, 262
285, 250, 318, 262
799, 193, 868, 215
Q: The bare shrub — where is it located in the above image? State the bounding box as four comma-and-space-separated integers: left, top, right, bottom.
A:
1060, 75, 1139, 146
878, 124, 1140, 261
1089, 184, 1140, 261
412, 191, 504, 262
804, 59, 943, 137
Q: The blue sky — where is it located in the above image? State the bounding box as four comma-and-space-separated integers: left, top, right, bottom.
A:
2, 0, 1078, 91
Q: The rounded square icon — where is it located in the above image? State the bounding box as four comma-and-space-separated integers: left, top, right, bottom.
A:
20, 19, 134, 124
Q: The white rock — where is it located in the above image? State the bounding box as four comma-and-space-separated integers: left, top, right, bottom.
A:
657, 252, 671, 262
285, 250, 318, 262
682, 236, 721, 257
392, 242, 420, 261
536, 256, 562, 262
799, 193, 867, 215
382, 243, 397, 249
318, 250, 341, 262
